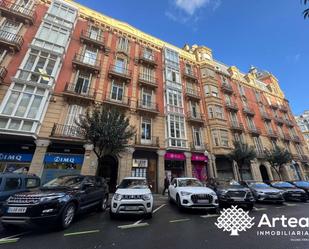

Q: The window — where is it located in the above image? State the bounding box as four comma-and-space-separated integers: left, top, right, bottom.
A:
221, 130, 229, 147
143, 48, 154, 60
166, 68, 180, 84
141, 66, 154, 81
89, 26, 100, 40
225, 94, 231, 104
204, 85, 219, 97
185, 64, 193, 75
238, 84, 245, 96
242, 98, 248, 108
141, 88, 153, 108
65, 105, 85, 126
115, 57, 126, 73
208, 105, 224, 119
193, 127, 203, 147
190, 101, 199, 118
0, 49, 7, 64
49, 1, 76, 23
110, 81, 124, 101
4, 178, 21, 191
264, 121, 273, 133
212, 129, 229, 147
247, 116, 256, 129
233, 133, 244, 143
74, 72, 91, 95
168, 115, 186, 147
277, 125, 283, 137
230, 111, 238, 125
1, 20, 20, 36
270, 139, 277, 150
19, 49, 58, 85
26, 178, 40, 188
83, 48, 97, 66
255, 91, 261, 102
253, 136, 263, 153
167, 89, 183, 114
141, 117, 151, 141
118, 37, 129, 52
165, 48, 179, 68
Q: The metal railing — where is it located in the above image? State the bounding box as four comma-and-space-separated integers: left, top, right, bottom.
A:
51, 124, 85, 139
137, 100, 158, 112
0, 30, 23, 50
243, 106, 255, 116
104, 92, 130, 106
221, 83, 233, 93
73, 53, 101, 71
0, 0, 36, 24
135, 135, 159, 147
248, 126, 261, 135
225, 101, 238, 111
230, 121, 244, 130
183, 68, 197, 80
187, 111, 204, 121
138, 73, 157, 85
0, 66, 8, 81
109, 64, 132, 79
185, 87, 200, 98
267, 129, 278, 138
139, 50, 157, 64
64, 82, 95, 99
190, 142, 206, 151
260, 111, 272, 120
274, 116, 284, 125
80, 29, 104, 46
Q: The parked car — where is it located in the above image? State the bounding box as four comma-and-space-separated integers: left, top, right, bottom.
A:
168, 177, 218, 211
288, 181, 309, 198
110, 177, 153, 219
1, 175, 109, 230
0, 173, 40, 212
241, 181, 284, 204
269, 181, 307, 202
215, 180, 255, 210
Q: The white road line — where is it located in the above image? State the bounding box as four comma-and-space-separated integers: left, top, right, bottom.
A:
118, 223, 149, 229
0, 238, 19, 244
275, 206, 285, 209
169, 218, 190, 223
200, 214, 219, 218
284, 203, 297, 207
153, 204, 166, 214
253, 207, 267, 211
0, 232, 29, 241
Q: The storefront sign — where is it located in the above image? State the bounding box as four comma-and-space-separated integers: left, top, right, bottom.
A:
132, 159, 148, 168
164, 152, 186, 161
191, 153, 208, 162
0, 153, 33, 162
44, 154, 84, 164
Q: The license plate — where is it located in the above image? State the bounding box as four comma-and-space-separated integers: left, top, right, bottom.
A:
292, 194, 301, 197
125, 206, 139, 211
8, 207, 27, 213
198, 199, 209, 204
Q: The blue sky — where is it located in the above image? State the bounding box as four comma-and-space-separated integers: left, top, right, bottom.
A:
75, 0, 308, 115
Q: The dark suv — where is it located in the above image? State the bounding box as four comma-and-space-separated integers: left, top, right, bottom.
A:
0, 173, 40, 211
1, 175, 109, 230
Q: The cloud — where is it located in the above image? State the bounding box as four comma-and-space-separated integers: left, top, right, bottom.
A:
175, 0, 210, 15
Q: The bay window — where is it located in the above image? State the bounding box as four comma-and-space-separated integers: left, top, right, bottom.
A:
168, 115, 186, 147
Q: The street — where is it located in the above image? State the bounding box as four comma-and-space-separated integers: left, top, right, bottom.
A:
0, 196, 308, 249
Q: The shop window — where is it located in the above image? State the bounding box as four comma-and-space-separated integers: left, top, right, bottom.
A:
4, 178, 22, 191
26, 178, 40, 188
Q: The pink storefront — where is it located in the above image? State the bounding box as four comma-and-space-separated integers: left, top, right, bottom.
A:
164, 152, 186, 178
191, 153, 208, 182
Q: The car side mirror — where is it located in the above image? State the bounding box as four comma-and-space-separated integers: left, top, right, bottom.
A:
173, 183, 177, 188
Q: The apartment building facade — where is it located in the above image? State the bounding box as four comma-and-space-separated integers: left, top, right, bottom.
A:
295, 111, 309, 151
0, 0, 308, 193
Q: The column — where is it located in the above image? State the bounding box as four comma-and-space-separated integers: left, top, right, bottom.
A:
29, 139, 50, 177
251, 160, 262, 181
184, 152, 192, 177
232, 161, 240, 181
118, 147, 134, 183
81, 144, 98, 176
157, 149, 166, 194
265, 162, 274, 181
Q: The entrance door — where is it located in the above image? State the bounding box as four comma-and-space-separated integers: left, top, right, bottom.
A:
260, 165, 270, 182
97, 155, 118, 193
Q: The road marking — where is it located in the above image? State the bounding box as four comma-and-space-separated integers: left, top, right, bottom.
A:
169, 218, 190, 223
284, 203, 297, 207
0, 231, 29, 241
200, 214, 219, 218
64, 230, 100, 237
118, 223, 149, 229
275, 206, 285, 209
0, 238, 19, 244
253, 207, 267, 211
153, 204, 166, 214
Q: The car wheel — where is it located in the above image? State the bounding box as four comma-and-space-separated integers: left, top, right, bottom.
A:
145, 212, 152, 219
109, 209, 116, 219
168, 191, 173, 203
98, 195, 109, 212
2, 223, 17, 231
60, 203, 76, 229
176, 194, 183, 210
301, 198, 307, 203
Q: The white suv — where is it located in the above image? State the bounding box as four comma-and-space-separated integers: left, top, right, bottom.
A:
110, 177, 153, 218
168, 177, 218, 211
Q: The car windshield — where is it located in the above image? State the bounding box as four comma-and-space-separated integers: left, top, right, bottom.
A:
294, 181, 309, 188
272, 182, 295, 188
43, 176, 84, 189
249, 182, 269, 188
118, 179, 148, 189
178, 179, 203, 187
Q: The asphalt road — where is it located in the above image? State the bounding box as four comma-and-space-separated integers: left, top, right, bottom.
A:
0, 196, 309, 249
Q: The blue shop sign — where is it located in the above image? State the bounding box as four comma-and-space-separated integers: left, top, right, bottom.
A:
44, 154, 84, 164
0, 153, 33, 162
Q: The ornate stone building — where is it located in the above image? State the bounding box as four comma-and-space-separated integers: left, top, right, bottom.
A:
0, 0, 308, 192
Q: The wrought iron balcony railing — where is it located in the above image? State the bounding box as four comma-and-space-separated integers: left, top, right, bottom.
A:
63, 82, 95, 101
0, 30, 23, 51
135, 135, 159, 147
80, 29, 105, 50
72, 53, 101, 74
0, 66, 8, 82
221, 83, 233, 94
243, 106, 255, 116
103, 92, 131, 108
225, 101, 238, 111
108, 64, 132, 81
136, 100, 159, 113
51, 124, 85, 139
138, 73, 158, 88
185, 87, 200, 100
0, 0, 36, 24
187, 111, 205, 124
138, 50, 157, 66
183, 69, 198, 81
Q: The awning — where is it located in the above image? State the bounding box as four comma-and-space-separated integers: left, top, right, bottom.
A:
191, 153, 208, 162
164, 152, 186, 161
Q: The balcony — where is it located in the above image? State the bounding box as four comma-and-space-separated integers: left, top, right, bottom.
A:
221, 83, 233, 94
185, 88, 201, 101
80, 30, 105, 50
0, 66, 8, 83
137, 50, 157, 67
284, 119, 294, 127
136, 100, 159, 115
0, 0, 36, 25
0, 30, 23, 52
279, 105, 288, 113
292, 154, 301, 161
274, 116, 284, 125
230, 121, 244, 132
300, 154, 309, 163
243, 106, 255, 116
51, 124, 85, 140
138, 73, 158, 88
103, 92, 131, 108
72, 53, 101, 74
225, 101, 238, 112
108, 64, 132, 82
269, 103, 279, 109
267, 129, 278, 139
291, 135, 301, 143
187, 111, 205, 124
248, 126, 261, 136
283, 133, 291, 141
256, 150, 266, 159
261, 111, 272, 121
190, 142, 206, 152
183, 69, 198, 82
135, 135, 159, 148
63, 82, 96, 102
